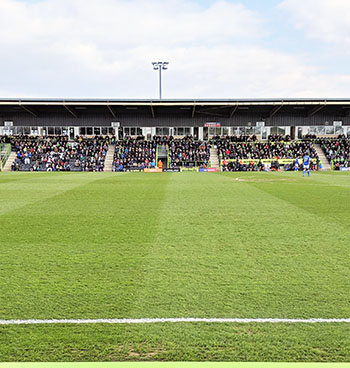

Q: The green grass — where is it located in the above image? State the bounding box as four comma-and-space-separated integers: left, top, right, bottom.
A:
0, 171, 350, 362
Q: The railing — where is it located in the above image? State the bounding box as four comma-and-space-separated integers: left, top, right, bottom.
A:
0, 144, 11, 171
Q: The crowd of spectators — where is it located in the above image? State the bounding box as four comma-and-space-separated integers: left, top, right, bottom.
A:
317, 136, 350, 169
168, 136, 210, 168
113, 135, 210, 170
210, 135, 258, 144
10, 135, 108, 171
113, 136, 157, 171
221, 159, 275, 172
268, 134, 291, 142
217, 140, 317, 161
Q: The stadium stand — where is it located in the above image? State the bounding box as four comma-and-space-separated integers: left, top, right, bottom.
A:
113, 135, 210, 171
113, 136, 157, 171
215, 137, 318, 171
168, 136, 210, 168
317, 136, 350, 170
10, 135, 108, 171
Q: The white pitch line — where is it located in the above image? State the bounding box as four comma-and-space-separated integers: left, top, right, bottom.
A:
1, 318, 350, 326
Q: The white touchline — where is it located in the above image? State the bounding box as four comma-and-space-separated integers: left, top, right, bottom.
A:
1, 318, 350, 325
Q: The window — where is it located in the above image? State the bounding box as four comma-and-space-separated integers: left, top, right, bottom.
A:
185, 127, 191, 135
31, 127, 39, 135
270, 126, 286, 135
130, 127, 136, 136
177, 127, 184, 135
55, 127, 62, 135
325, 126, 334, 135
123, 127, 130, 136
24, 126, 30, 135
335, 126, 343, 135
108, 127, 115, 135
79, 127, 86, 135
86, 127, 93, 135
137, 128, 142, 135
94, 127, 101, 135
254, 127, 262, 135
62, 128, 68, 136
101, 127, 107, 135
14, 126, 24, 135
222, 127, 229, 136
232, 127, 245, 136
48, 127, 54, 135
315, 126, 325, 135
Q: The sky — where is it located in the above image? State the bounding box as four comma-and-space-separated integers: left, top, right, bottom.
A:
1, 0, 350, 99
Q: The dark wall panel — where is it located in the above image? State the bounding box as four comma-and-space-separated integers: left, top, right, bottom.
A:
1, 112, 349, 127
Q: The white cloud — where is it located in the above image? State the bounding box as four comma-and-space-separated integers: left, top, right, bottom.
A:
279, 0, 350, 45
0, 0, 349, 98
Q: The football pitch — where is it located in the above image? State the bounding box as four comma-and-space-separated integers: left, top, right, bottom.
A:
0, 171, 350, 362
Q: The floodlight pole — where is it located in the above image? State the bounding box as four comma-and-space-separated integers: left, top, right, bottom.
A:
152, 61, 169, 100
159, 66, 162, 100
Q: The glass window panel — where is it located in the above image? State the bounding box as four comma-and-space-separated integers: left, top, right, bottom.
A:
86, 127, 93, 135
222, 127, 229, 136
156, 127, 162, 135
254, 127, 262, 135
137, 128, 142, 135
325, 126, 334, 134
315, 126, 325, 135
232, 127, 243, 135
307, 126, 317, 134
101, 127, 108, 135
297, 127, 303, 139
79, 127, 86, 135
270, 127, 278, 135
16, 126, 24, 135
55, 127, 62, 135
131, 127, 136, 135
48, 127, 54, 135
335, 126, 343, 134
185, 127, 191, 135
108, 127, 115, 135
177, 127, 184, 135
94, 127, 101, 135
62, 128, 68, 136
23, 126, 30, 135
246, 127, 255, 135
123, 127, 129, 136
208, 127, 215, 136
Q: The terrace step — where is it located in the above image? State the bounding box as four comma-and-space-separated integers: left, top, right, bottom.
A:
157, 145, 168, 158
210, 148, 220, 169
313, 143, 331, 170
2, 151, 17, 172
104, 144, 115, 172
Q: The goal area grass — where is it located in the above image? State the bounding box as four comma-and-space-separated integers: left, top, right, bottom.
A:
0, 171, 349, 362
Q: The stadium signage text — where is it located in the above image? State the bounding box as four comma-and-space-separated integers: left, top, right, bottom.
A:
163, 168, 181, 172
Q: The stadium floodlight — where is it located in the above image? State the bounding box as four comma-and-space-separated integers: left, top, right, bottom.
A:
152, 61, 169, 99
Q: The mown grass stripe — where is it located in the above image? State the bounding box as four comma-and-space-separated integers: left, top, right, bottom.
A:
1, 317, 350, 325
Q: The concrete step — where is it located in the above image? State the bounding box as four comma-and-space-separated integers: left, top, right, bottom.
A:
2, 151, 17, 171
104, 144, 115, 172
313, 143, 331, 170
209, 148, 220, 169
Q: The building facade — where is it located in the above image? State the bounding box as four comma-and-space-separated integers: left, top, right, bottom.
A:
1, 98, 349, 139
